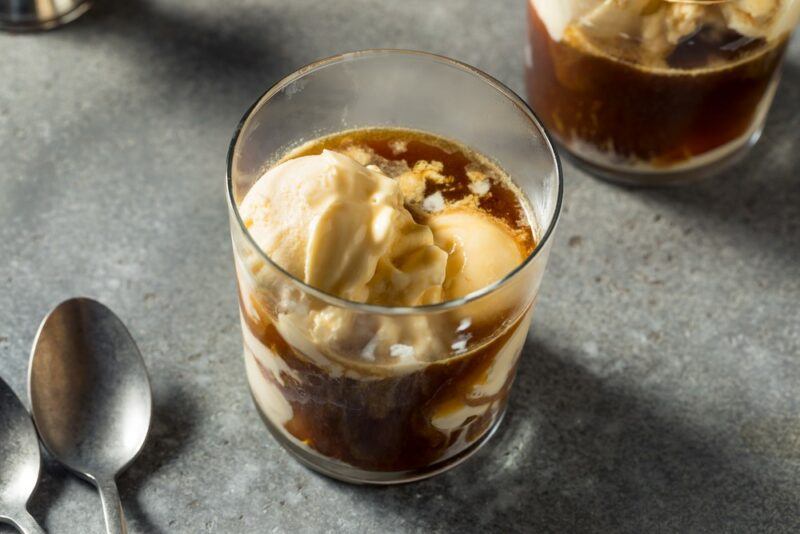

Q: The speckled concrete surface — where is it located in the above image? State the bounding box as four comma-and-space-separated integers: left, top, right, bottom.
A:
1, 1, 798, 532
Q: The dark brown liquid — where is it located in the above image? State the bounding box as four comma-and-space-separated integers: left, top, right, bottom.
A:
241, 290, 528, 471
240, 128, 536, 472
525, 3, 788, 167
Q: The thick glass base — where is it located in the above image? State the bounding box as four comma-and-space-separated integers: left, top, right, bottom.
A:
0, 0, 91, 32
251, 395, 506, 485
563, 127, 762, 187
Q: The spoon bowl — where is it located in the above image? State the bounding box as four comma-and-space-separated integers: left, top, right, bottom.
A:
0, 377, 45, 534
29, 298, 152, 534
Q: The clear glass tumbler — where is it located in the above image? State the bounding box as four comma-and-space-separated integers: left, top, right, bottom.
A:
227, 50, 562, 484
526, 0, 800, 185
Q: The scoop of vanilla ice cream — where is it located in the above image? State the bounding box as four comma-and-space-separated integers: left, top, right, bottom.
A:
577, 0, 655, 40
577, 0, 710, 55
533, 0, 711, 55
534, 0, 798, 47
427, 210, 525, 301
532, 0, 662, 42
723, 0, 800, 40
239, 150, 447, 306
531, 0, 599, 41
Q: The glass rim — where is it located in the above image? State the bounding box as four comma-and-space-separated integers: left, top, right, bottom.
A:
226, 48, 564, 316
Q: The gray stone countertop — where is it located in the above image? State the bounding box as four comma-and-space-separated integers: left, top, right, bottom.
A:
1, 1, 799, 532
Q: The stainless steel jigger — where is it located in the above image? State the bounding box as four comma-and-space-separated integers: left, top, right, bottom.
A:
0, 0, 91, 31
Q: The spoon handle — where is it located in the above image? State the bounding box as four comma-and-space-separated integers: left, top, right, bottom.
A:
96, 477, 128, 534
2, 509, 46, 534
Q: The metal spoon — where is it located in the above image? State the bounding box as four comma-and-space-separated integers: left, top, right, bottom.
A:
28, 298, 152, 534
0, 377, 45, 534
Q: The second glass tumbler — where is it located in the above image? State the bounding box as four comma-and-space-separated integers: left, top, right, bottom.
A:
526, 0, 800, 185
